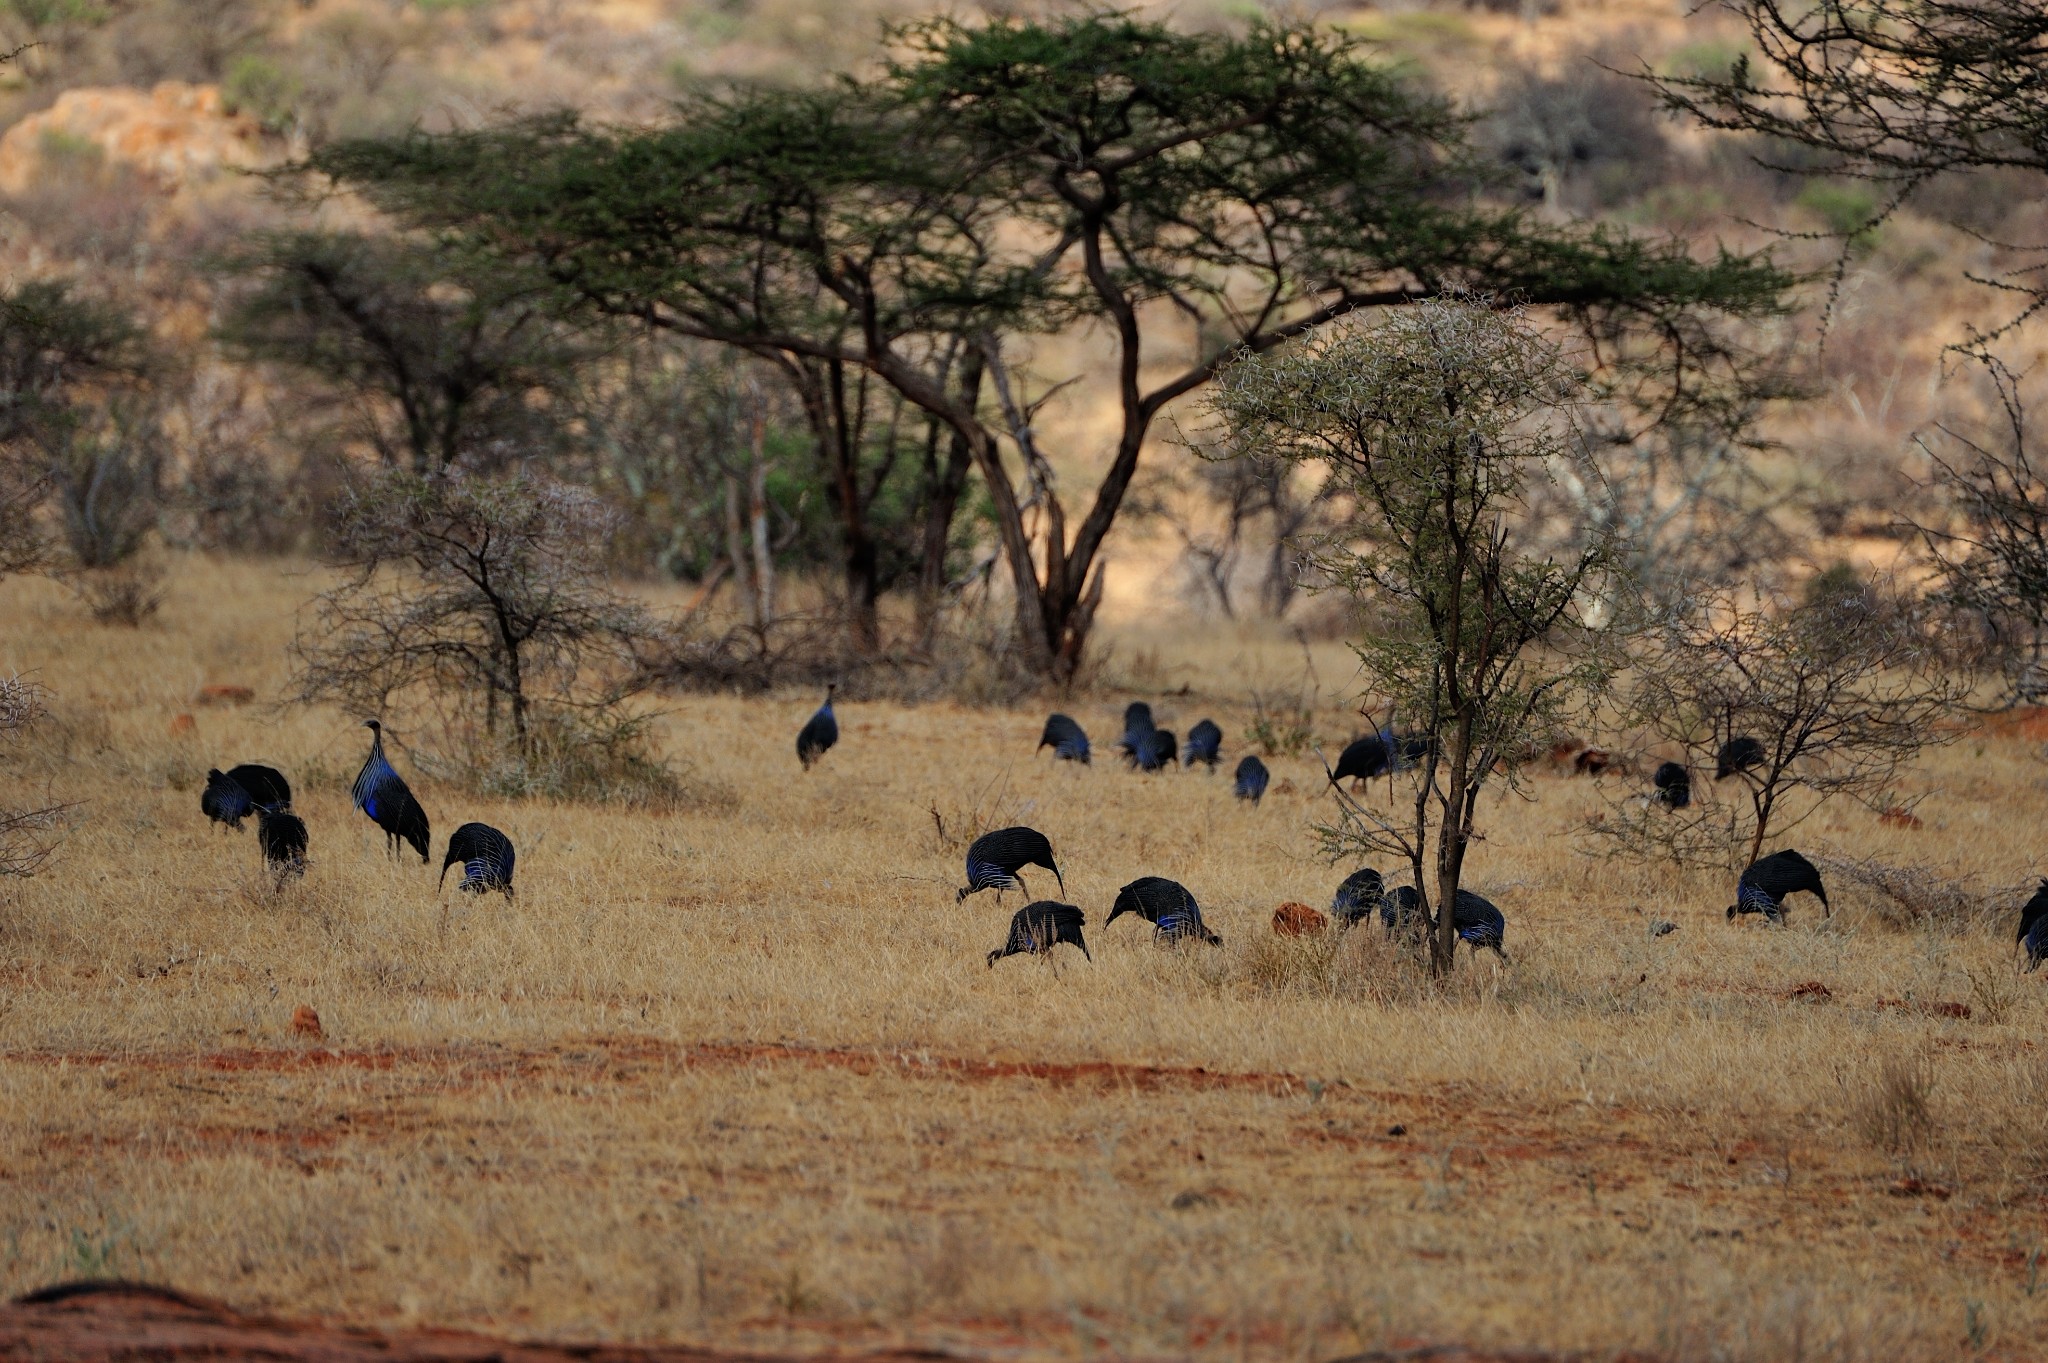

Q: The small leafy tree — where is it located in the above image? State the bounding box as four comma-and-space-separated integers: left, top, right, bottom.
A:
292, 466, 673, 802
1595, 577, 1967, 870
1213, 298, 1624, 973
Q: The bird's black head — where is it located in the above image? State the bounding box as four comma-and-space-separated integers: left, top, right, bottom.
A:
1725, 904, 1739, 921
363, 719, 381, 732
207, 768, 224, 780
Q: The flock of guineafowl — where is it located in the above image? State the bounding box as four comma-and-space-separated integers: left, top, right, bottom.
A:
200, 689, 2048, 978
201, 720, 515, 896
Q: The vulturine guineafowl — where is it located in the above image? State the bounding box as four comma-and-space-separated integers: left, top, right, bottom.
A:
1331, 734, 1391, 786
352, 720, 430, 863
1142, 729, 1178, 771
1038, 713, 1090, 764
1730, 849, 1830, 923
1450, 889, 1509, 960
1116, 703, 1156, 762
1234, 755, 1269, 805
201, 769, 255, 831
987, 902, 1091, 967
797, 685, 839, 770
1716, 736, 1765, 780
256, 808, 308, 880
1107, 876, 1222, 945
440, 822, 516, 897
228, 764, 291, 812
2016, 881, 2048, 973
1652, 761, 1692, 810
1183, 719, 1222, 769
1331, 867, 1385, 928
1380, 884, 1427, 938
958, 826, 1064, 904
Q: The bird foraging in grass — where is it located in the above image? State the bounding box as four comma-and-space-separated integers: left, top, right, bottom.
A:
1449, 889, 1509, 961
1141, 728, 1178, 771
1380, 884, 1427, 939
1038, 713, 1090, 764
1108, 876, 1222, 945
1331, 867, 1386, 928
2015, 881, 2048, 973
256, 807, 308, 880
1652, 761, 1691, 810
201, 768, 254, 831
1183, 719, 1222, 769
987, 901, 1090, 966
1233, 754, 1269, 804
958, 826, 1064, 904
352, 720, 430, 863
227, 764, 291, 812
1116, 703, 1156, 762
1715, 736, 1765, 780
1729, 849, 1829, 923
440, 822, 516, 897
1330, 734, 1391, 786
797, 685, 839, 769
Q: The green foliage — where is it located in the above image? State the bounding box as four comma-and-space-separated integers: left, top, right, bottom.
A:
222, 52, 304, 133
1214, 297, 1624, 971
2, 0, 107, 30
1795, 180, 1882, 247
306, 9, 1793, 678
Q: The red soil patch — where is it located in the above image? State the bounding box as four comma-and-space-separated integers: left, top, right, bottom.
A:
192, 684, 255, 707
1877, 808, 1924, 830
1875, 997, 1971, 1020
290, 1005, 323, 1039
167, 713, 196, 736
1979, 706, 2048, 741
0, 1281, 1654, 1363
1783, 980, 1833, 1002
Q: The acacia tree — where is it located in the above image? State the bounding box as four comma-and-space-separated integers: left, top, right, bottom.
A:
307, 12, 1790, 682
1653, 0, 2048, 343
1213, 298, 1624, 973
1595, 578, 1967, 869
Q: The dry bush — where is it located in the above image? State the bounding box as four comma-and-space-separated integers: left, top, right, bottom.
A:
1854, 1055, 1938, 1157
68, 559, 167, 628
1813, 854, 2012, 934
0, 672, 63, 877
425, 709, 726, 813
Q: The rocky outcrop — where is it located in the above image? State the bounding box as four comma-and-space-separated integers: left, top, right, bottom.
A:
0, 82, 269, 194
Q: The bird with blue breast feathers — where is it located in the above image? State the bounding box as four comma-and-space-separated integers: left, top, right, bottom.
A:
958, 826, 1064, 905
1380, 884, 1428, 938
201, 769, 255, 830
1107, 876, 1222, 945
440, 822, 516, 897
1183, 719, 1222, 769
1138, 728, 1178, 771
1116, 702, 1155, 762
1233, 754, 1269, 804
1330, 733, 1391, 786
2015, 881, 2048, 973
988, 902, 1090, 967
797, 685, 838, 769
1449, 889, 1509, 960
352, 720, 430, 863
1728, 849, 1829, 923
1038, 713, 1090, 764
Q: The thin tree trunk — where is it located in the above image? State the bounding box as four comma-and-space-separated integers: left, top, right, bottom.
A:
748, 411, 775, 629
724, 472, 755, 629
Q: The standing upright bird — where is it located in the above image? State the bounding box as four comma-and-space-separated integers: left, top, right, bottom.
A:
1233, 754, 1270, 805
201, 768, 255, 831
958, 826, 1064, 904
987, 901, 1091, 967
1107, 876, 1222, 945
1330, 734, 1391, 786
2015, 881, 2048, 973
1332, 867, 1385, 928
1450, 889, 1509, 960
1183, 719, 1223, 770
440, 822, 516, 897
1652, 761, 1692, 810
1715, 736, 1765, 780
226, 764, 291, 812
1038, 713, 1091, 764
1729, 849, 1830, 923
352, 720, 430, 863
256, 807, 308, 880
1116, 703, 1156, 762
797, 685, 839, 770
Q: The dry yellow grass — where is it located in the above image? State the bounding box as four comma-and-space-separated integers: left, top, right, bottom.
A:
3, 555, 2047, 1361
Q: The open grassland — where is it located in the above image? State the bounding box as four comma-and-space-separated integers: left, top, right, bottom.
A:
2, 557, 2047, 1362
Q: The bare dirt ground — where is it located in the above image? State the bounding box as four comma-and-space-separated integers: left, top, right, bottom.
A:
3, 559, 2048, 1362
